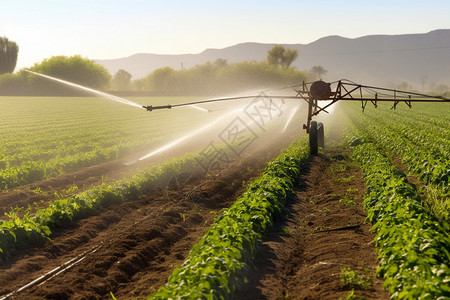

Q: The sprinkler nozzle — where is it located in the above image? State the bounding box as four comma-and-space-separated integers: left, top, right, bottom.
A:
143, 105, 172, 111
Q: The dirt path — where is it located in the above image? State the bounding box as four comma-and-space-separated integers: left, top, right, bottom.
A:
235, 146, 389, 299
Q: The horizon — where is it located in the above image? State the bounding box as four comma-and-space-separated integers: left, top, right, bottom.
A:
1, 0, 450, 70
113, 28, 449, 56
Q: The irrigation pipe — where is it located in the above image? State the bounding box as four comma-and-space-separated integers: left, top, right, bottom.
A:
0, 245, 103, 300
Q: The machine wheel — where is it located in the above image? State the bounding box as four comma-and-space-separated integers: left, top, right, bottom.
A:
317, 122, 324, 149
309, 121, 318, 155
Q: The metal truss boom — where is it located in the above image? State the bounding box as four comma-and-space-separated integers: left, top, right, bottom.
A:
143, 79, 449, 133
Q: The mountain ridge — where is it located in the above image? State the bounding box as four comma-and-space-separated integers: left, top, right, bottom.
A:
95, 29, 450, 88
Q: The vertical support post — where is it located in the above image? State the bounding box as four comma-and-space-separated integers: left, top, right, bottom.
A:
306, 97, 314, 133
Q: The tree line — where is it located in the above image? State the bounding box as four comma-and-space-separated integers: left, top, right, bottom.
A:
0, 37, 18, 75
0, 37, 328, 96
3, 36, 447, 97
128, 59, 307, 96
0, 55, 111, 96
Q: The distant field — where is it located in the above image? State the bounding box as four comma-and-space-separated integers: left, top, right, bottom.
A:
0, 96, 220, 190
0, 95, 302, 191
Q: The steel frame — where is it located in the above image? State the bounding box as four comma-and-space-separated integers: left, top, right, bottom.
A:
143, 79, 449, 133
292, 80, 449, 132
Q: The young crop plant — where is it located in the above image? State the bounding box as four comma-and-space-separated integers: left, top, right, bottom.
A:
0, 96, 217, 191
340, 267, 372, 290
343, 102, 450, 221
0, 151, 204, 264
351, 139, 450, 299
149, 138, 310, 299
339, 187, 359, 208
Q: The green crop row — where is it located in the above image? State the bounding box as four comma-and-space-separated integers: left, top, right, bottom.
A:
0, 152, 203, 264
149, 138, 309, 299
351, 139, 450, 299
356, 114, 448, 188
343, 103, 449, 221
0, 96, 213, 190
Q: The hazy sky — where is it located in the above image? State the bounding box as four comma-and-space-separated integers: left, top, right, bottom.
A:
1, 0, 449, 70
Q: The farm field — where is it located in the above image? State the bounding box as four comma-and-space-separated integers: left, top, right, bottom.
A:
0, 95, 449, 299
0, 94, 303, 215
0, 96, 219, 191
0, 95, 287, 216
0, 93, 304, 298
343, 102, 450, 221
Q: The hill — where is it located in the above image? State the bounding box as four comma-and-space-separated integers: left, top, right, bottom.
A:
95, 29, 450, 88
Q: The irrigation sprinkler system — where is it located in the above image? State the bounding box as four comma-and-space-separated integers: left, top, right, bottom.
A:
142, 79, 449, 155
24, 71, 449, 155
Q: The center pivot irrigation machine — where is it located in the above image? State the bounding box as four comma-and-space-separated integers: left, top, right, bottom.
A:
142, 79, 450, 155
23, 70, 450, 156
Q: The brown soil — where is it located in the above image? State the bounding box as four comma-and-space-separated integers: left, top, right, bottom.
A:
0, 151, 177, 219
234, 146, 389, 299
0, 137, 291, 299
0, 141, 389, 300
0, 158, 135, 218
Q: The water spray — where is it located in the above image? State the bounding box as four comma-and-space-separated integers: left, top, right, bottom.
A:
188, 105, 210, 113
140, 79, 449, 155
282, 105, 300, 133
135, 107, 243, 163
25, 70, 215, 113
24, 70, 449, 156
25, 70, 144, 109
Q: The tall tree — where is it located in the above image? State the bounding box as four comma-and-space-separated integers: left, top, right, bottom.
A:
213, 58, 228, 68
267, 45, 286, 67
0, 37, 19, 74
267, 45, 298, 69
30, 55, 111, 89
145, 67, 174, 92
112, 69, 132, 90
396, 81, 411, 91
281, 49, 298, 68
309, 65, 327, 80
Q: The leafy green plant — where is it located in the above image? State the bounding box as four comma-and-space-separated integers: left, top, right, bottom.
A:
0, 96, 221, 191
339, 188, 359, 207
344, 102, 449, 220
339, 195, 355, 207
149, 138, 310, 299
31, 187, 47, 195
339, 289, 366, 300
0, 150, 204, 264
340, 267, 372, 290
335, 175, 355, 184
281, 227, 292, 236
350, 136, 450, 299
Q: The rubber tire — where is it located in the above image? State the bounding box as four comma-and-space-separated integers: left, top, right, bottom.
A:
309, 121, 318, 155
317, 122, 324, 149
